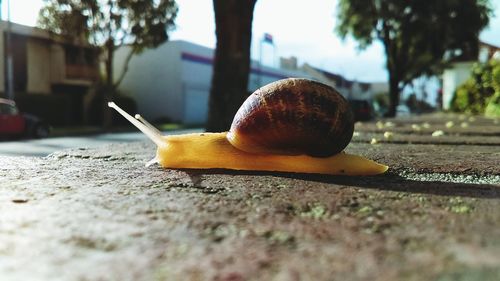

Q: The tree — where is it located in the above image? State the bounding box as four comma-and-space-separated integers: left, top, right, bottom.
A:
205, 0, 258, 132
336, 0, 492, 117
38, 0, 178, 126
451, 59, 500, 116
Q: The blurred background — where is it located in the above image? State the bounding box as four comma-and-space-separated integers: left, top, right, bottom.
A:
0, 0, 498, 143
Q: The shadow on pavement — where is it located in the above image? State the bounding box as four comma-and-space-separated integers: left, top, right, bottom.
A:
303, 172, 500, 199
179, 169, 500, 199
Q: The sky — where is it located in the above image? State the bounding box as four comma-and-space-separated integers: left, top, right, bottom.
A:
2, 0, 500, 83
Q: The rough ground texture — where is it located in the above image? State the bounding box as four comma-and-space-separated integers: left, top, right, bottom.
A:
1, 113, 499, 281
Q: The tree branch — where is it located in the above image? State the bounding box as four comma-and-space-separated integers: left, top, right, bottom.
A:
113, 47, 136, 89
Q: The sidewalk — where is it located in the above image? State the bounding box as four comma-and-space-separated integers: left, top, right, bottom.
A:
0, 113, 499, 280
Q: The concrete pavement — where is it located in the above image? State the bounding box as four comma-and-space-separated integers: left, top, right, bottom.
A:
0, 129, 201, 157
1, 113, 499, 281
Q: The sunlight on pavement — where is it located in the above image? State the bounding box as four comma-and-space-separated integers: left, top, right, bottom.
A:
0, 129, 201, 157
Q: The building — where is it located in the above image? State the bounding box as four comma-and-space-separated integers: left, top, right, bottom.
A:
280, 56, 387, 101
0, 21, 99, 125
114, 40, 311, 124
442, 41, 500, 110
369, 82, 390, 95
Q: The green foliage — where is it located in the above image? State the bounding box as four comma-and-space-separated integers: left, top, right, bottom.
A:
38, 0, 178, 52
38, 0, 177, 127
492, 63, 500, 91
451, 59, 500, 116
38, 0, 178, 87
336, 0, 493, 116
484, 92, 500, 117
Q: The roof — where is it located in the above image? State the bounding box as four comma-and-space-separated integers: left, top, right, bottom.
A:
0, 20, 94, 47
310, 66, 353, 89
479, 41, 500, 51
479, 41, 500, 60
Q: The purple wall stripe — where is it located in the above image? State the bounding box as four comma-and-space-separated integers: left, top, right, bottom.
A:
181, 52, 288, 80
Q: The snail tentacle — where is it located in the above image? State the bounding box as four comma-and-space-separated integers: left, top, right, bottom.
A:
135, 114, 163, 136
108, 102, 165, 147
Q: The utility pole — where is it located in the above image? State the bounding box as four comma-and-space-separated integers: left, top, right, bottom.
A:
259, 33, 275, 88
258, 37, 262, 88
6, 0, 14, 100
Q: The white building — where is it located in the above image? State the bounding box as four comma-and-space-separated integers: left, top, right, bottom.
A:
442, 61, 475, 110
280, 56, 387, 101
115, 40, 311, 124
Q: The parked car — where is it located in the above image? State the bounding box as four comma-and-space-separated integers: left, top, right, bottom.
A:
348, 99, 374, 121
0, 98, 50, 139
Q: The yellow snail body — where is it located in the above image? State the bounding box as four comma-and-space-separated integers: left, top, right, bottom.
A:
109, 78, 388, 176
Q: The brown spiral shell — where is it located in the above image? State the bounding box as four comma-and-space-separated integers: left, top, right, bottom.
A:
226, 78, 354, 157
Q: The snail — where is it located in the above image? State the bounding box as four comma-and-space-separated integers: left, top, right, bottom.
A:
109, 78, 388, 176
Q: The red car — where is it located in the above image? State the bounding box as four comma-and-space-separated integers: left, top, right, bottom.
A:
0, 98, 50, 139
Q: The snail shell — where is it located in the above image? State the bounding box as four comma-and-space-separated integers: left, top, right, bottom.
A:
226, 78, 354, 157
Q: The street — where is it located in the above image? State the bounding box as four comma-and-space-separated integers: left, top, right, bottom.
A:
0, 129, 201, 157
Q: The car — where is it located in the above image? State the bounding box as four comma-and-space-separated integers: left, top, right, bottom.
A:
0, 98, 50, 139
348, 99, 374, 121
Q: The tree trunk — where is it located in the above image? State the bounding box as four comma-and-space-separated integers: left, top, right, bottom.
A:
103, 40, 115, 129
385, 72, 400, 117
382, 31, 401, 118
205, 0, 257, 132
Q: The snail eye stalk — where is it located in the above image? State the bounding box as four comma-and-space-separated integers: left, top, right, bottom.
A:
135, 114, 163, 136
108, 102, 165, 147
